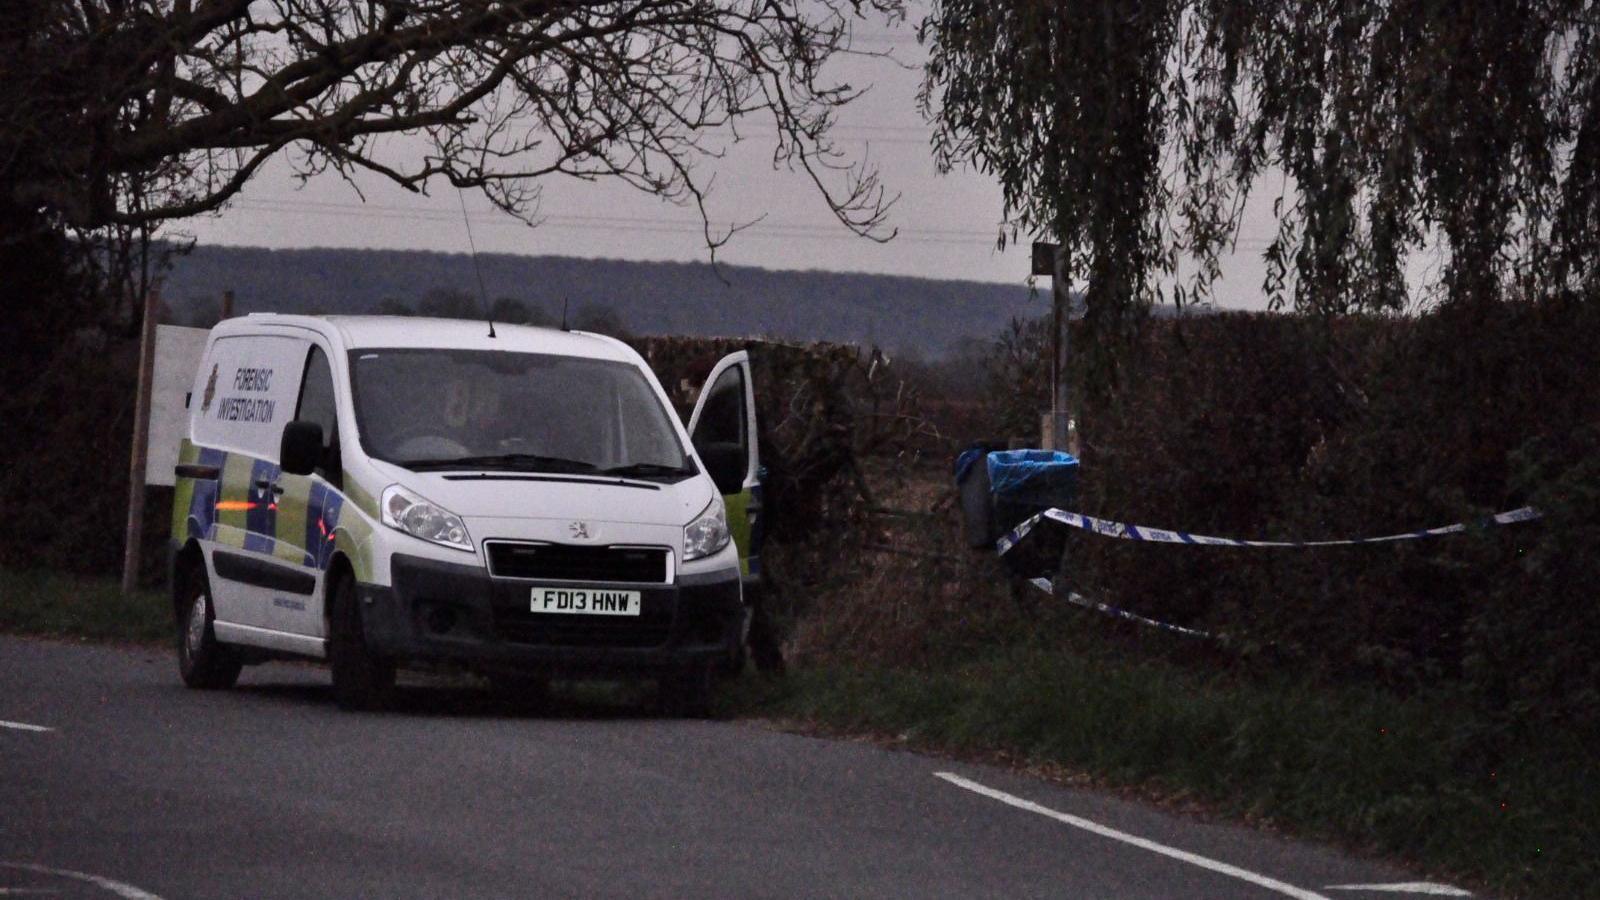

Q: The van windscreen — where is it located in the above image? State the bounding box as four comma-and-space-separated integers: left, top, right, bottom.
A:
349, 349, 693, 479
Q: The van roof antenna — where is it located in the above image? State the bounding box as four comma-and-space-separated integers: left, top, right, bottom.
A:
456, 186, 495, 338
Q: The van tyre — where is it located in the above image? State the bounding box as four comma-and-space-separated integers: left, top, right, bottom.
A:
177, 563, 242, 689
329, 571, 396, 711
660, 662, 714, 718
718, 587, 786, 678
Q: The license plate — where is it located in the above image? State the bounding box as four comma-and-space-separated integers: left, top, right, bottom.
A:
530, 587, 642, 616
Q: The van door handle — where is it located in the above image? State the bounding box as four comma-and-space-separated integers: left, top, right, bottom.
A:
255, 478, 285, 495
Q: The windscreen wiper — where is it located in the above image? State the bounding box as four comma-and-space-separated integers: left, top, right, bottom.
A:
404, 454, 599, 473
599, 462, 697, 480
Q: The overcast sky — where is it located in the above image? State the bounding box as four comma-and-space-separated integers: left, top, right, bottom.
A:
183, 16, 1293, 311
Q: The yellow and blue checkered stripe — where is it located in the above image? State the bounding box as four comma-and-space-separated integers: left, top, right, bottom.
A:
172, 439, 370, 577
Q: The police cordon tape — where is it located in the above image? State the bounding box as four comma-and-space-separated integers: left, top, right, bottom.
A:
1026, 578, 1216, 640
1000, 505, 1542, 640
996, 505, 1542, 556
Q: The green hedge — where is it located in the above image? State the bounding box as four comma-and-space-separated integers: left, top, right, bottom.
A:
986, 298, 1600, 732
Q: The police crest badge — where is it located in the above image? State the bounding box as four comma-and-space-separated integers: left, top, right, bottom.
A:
201, 363, 218, 413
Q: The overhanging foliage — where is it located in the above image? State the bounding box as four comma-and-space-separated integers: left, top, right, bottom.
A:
921, 1, 1600, 318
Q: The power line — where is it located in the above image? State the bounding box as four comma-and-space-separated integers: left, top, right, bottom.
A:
226, 197, 1008, 247
705, 125, 934, 146
239, 195, 998, 238
227, 197, 1291, 253
706, 120, 932, 136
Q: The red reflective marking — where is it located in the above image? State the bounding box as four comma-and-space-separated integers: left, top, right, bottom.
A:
215, 500, 256, 511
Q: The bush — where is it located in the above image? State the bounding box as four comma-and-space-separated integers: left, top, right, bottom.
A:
1026, 298, 1600, 725
1463, 426, 1600, 734
0, 339, 170, 582
801, 297, 1599, 732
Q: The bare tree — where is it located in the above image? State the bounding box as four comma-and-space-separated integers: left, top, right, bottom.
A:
3, 0, 902, 253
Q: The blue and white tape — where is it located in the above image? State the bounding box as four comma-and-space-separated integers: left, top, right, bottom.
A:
1027, 578, 1215, 640
997, 505, 1541, 556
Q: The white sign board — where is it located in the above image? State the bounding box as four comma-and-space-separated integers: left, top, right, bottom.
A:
144, 325, 209, 486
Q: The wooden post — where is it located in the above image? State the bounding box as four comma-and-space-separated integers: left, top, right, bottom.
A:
221, 289, 234, 320
121, 285, 160, 595
1032, 242, 1073, 451
1051, 246, 1070, 451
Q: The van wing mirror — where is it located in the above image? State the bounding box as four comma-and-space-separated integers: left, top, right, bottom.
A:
696, 441, 746, 495
280, 421, 324, 476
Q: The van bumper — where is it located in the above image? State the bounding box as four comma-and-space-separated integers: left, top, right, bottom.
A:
357, 553, 742, 676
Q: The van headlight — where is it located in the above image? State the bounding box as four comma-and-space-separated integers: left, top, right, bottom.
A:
683, 495, 730, 562
381, 484, 473, 552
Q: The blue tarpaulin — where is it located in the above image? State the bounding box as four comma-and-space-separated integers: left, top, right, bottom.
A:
953, 446, 1080, 549
986, 449, 1079, 504
953, 447, 988, 483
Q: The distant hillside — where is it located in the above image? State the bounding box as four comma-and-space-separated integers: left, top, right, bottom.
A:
160, 245, 1050, 356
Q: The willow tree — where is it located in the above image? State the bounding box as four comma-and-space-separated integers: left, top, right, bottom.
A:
921, 1, 1600, 333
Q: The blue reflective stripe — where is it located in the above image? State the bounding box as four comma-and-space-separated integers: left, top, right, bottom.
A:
322, 492, 343, 570
307, 481, 345, 571
304, 481, 326, 570
242, 458, 280, 555
187, 447, 228, 541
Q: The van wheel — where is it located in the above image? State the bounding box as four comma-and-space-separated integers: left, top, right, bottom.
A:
177, 563, 242, 690
328, 571, 395, 711
660, 663, 714, 718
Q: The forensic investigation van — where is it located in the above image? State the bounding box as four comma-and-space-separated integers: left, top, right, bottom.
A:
167, 314, 762, 713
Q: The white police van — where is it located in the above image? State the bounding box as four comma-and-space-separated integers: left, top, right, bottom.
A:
168, 315, 760, 713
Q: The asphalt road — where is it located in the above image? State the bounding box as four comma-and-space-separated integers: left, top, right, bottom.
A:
1, 636, 1464, 899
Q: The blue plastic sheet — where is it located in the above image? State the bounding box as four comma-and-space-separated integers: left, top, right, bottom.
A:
953, 447, 987, 483
986, 449, 1079, 504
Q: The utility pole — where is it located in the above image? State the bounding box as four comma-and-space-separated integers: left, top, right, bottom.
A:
1032, 242, 1075, 452
121, 285, 160, 595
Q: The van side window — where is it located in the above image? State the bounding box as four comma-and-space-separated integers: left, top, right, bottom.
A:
296, 346, 341, 486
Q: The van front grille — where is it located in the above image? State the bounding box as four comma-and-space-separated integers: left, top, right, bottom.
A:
494, 620, 673, 649
484, 542, 669, 584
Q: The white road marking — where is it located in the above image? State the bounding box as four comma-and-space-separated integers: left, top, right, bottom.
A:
0, 865, 163, 900
0, 721, 51, 733
1326, 883, 1470, 896
935, 772, 1332, 900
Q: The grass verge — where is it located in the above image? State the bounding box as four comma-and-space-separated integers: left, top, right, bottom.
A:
0, 568, 170, 644
722, 644, 1596, 899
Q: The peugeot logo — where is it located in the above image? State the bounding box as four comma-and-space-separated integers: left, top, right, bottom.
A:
569, 521, 592, 540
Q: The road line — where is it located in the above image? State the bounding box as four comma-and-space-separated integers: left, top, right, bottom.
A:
1325, 883, 1470, 896
0, 721, 52, 733
0, 865, 162, 900
935, 772, 1331, 900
